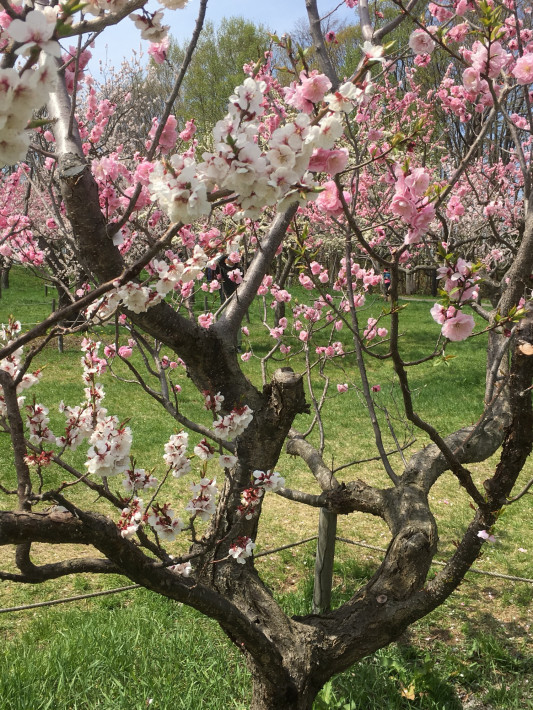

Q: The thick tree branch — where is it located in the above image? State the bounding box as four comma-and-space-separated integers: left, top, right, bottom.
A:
305, 0, 339, 89
219, 205, 298, 338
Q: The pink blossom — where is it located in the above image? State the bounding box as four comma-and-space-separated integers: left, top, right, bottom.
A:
446, 195, 465, 221
179, 119, 196, 141
430, 303, 447, 325
300, 70, 332, 104
337, 383, 348, 393
316, 180, 344, 216
441, 312, 475, 341
477, 530, 496, 542
371, 384, 381, 392
198, 313, 214, 329
118, 346, 133, 358
463, 67, 481, 94
512, 53, 533, 84
299, 273, 314, 290
223, 203, 237, 216
429, 2, 453, 21
448, 23, 469, 42
148, 37, 169, 64
241, 351, 252, 362
228, 268, 243, 284
414, 54, 432, 67
409, 29, 436, 55
390, 193, 415, 221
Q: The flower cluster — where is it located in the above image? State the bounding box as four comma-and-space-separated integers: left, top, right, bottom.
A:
0, 320, 42, 417
430, 255, 480, 341
212, 405, 254, 441
431, 304, 475, 342
118, 497, 144, 539
85, 415, 132, 477
389, 165, 435, 244
123, 467, 158, 493
1, 10, 60, 167
163, 431, 191, 478
148, 154, 211, 224
253, 469, 285, 492
228, 536, 256, 564
146, 502, 183, 541
25, 403, 56, 446
185, 478, 218, 521
238, 486, 264, 520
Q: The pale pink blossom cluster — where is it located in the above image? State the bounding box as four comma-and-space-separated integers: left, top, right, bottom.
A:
238, 486, 264, 520
431, 304, 475, 341
219, 454, 238, 469
149, 246, 210, 298
228, 536, 256, 564
284, 70, 332, 114
55, 340, 109, 450
185, 478, 218, 521
168, 561, 192, 576
146, 115, 178, 154
212, 405, 254, 441
130, 10, 169, 43
122, 467, 158, 493
203, 390, 224, 413
334, 257, 381, 293
62, 44, 92, 94
148, 37, 169, 65
25, 403, 56, 446
409, 29, 436, 56
147, 502, 184, 541
56, 401, 99, 450
6, 9, 60, 58
163, 431, 191, 477
193, 76, 321, 219
0, 53, 57, 167
308, 148, 349, 175
316, 180, 351, 216
0, 320, 42, 417
316, 342, 346, 358
85, 415, 132, 476
512, 53, 533, 84
193, 438, 215, 460
324, 78, 374, 113
118, 497, 144, 539
148, 153, 211, 224
253, 469, 285, 492
437, 257, 480, 302
363, 318, 388, 341
389, 165, 435, 243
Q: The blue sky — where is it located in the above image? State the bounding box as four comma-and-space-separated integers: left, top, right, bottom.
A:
89, 0, 358, 72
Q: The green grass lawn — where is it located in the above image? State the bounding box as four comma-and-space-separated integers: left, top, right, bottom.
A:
0, 267, 531, 709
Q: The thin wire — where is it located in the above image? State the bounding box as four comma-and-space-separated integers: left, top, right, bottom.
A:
0, 534, 530, 615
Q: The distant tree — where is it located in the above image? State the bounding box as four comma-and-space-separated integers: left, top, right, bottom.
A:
161, 17, 270, 136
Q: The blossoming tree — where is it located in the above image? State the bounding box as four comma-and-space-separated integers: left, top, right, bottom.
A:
1, 0, 533, 707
